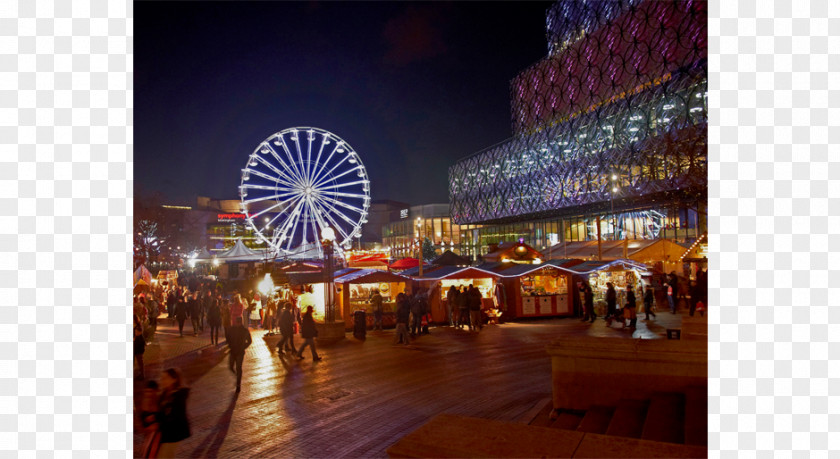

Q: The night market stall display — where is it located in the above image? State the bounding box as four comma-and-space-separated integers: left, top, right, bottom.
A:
415, 266, 501, 324
565, 259, 653, 316
335, 269, 413, 330
286, 271, 332, 324
496, 260, 581, 319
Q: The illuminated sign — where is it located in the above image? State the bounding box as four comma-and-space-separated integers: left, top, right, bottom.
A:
400, 209, 408, 219
217, 213, 247, 222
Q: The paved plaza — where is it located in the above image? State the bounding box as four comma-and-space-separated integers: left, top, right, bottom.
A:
134, 313, 686, 458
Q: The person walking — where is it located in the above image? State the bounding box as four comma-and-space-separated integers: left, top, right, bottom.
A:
156, 368, 191, 458
409, 292, 424, 337
370, 288, 384, 331
667, 273, 678, 314
625, 285, 638, 328
457, 286, 469, 330
643, 285, 656, 320
393, 293, 411, 345
446, 285, 457, 326
582, 283, 595, 323
188, 291, 201, 336
174, 294, 188, 338
134, 313, 146, 379
139, 380, 161, 458
229, 293, 244, 327
276, 302, 296, 355
227, 318, 252, 391
220, 297, 232, 345
296, 306, 322, 360
605, 282, 617, 320
468, 285, 482, 331
207, 293, 222, 345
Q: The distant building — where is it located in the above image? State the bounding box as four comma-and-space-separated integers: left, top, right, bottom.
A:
360, 200, 409, 250
382, 203, 483, 261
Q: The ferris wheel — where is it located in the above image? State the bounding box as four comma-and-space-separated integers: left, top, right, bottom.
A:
239, 127, 370, 259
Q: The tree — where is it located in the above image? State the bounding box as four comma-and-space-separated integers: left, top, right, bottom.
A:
134, 219, 167, 266
421, 237, 436, 262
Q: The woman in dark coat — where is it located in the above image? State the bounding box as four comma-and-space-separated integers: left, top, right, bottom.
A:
156, 368, 190, 458
276, 302, 296, 355
296, 306, 321, 360
206, 294, 222, 345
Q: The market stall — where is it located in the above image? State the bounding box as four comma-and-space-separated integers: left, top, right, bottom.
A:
496, 259, 580, 319
335, 269, 413, 330
415, 266, 501, 324
286, 271, 331, 323
564, 259, 653, 316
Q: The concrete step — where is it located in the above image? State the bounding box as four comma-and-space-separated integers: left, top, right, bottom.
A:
576, 405, 615, 434
526, 400, 555, 427
684, 385, 708, 446
641, 392, 685, 444
549, 411, 585, 430
605, 399, 649, 439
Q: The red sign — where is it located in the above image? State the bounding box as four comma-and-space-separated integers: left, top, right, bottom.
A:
217, 213, 247, 222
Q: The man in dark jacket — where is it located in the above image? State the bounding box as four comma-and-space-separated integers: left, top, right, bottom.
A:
605, 282, 617, 319
296, 306, 321, 360
174, 294, 189, 337
409, 292, 424, 337
276, 302, 295, 355
456, 286, 469, 329
583, 283, 595, 323
188, 292, 201, 336
468, 285, 482, 331
227, 318, 252, 391
394, 294, 411, 345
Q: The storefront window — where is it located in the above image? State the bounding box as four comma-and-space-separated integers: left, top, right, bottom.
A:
521, 273, 568, 296
439, 278, 493, 299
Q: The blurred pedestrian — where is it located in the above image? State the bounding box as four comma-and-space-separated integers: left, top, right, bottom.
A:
446, 285, 457, 326
220, 298, 232, 346
156, 368, 191, 458
230, 293, 244, 327
174, 293, 188, 337
296, 306, 322, 360
139, 379, 161, 458
276, 302, 295, 355
409, 292, 424, 337
188, 291, 201, 336
393, 293, 411, 345
468, 284, 482, 331
134, 313, 146, 379
625, 285, 637, 328
457, 286, 469, 329
582, 283, 595, 323
667, 273, 678, 314
207, 293, 222, 345
605, 282, 617, 319
227, 318, 252, 391
643, 285, 656, 320
370, 288, 383, 331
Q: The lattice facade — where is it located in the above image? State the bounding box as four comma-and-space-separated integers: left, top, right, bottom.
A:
450, 0, 707, 226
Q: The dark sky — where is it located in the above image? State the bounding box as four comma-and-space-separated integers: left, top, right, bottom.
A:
135, 1, 554, 206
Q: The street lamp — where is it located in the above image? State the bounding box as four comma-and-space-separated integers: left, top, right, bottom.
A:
321, 227, 337, 324
415, 218, 424, 277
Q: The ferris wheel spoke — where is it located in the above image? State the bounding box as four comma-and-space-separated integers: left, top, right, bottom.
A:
247, 193, 299, 221
276, 198, 306, 249
313, 179, 368, 191
253, 151, 303, 188
291, 131, 307, 184
242, 190, 301, 206
310, 198, 352, 242
312, 141, 341, 185
244, 165, 298, 190
305, 130, 315, 184
313, 165, 365, 189
284, 207, 306, 252
309, 132, 328, 184
241, 183, 296, 193
264, 142, 305, 186
314, 193, 366, 215
277, 136, 307, 185
312, 195, 359, 231
310, 151, 353, 188
317, 189, 368, 200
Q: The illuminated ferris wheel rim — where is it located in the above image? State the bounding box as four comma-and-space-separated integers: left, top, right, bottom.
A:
238, 127, 371, 258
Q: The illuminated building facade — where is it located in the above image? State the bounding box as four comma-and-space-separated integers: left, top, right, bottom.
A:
382, 204, 483, 260
449, 0, 707, 257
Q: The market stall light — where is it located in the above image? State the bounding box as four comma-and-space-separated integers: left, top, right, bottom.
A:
533, 258, 542, 264
258, 273, 274, 296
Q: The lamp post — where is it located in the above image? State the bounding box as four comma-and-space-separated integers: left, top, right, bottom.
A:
321, 227, 336, 324
610, 174, 619, 241
416, 217, 423, 278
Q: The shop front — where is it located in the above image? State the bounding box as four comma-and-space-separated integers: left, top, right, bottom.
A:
335, 269, 413, 330
416, 266, 501, 324
497, 260, 580, 319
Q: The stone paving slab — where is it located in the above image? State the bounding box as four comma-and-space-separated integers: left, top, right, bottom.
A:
134, 312, 686, 458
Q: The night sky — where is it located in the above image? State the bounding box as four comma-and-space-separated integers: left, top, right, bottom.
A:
135, 1, 554, 206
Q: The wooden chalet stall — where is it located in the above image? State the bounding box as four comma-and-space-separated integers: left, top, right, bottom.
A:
335, 269, 413, 330
416, 266, 501, 324
564, 259, 653, 316
496, 259, 583, 320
